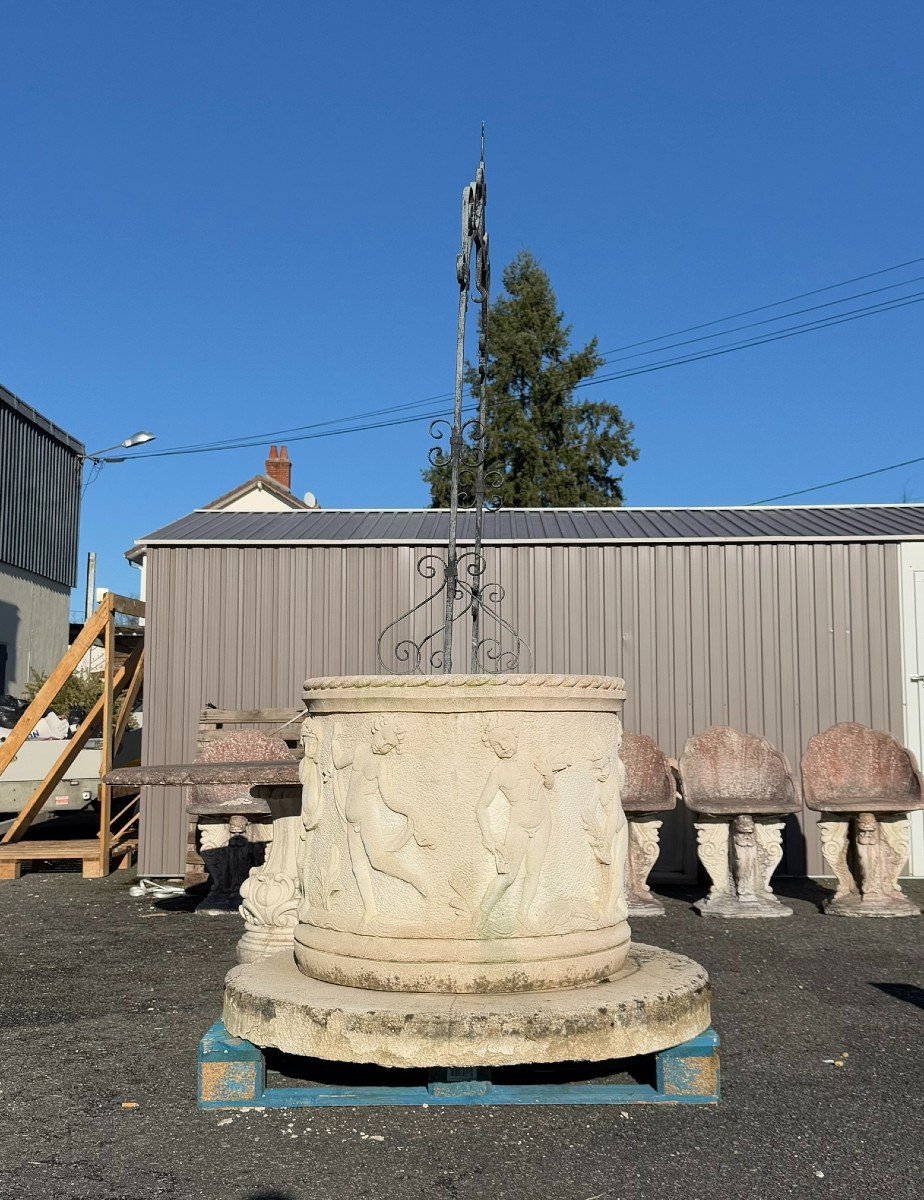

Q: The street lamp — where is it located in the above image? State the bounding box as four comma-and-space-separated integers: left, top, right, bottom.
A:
78, 430, 157, 620
83, 430, 157, 463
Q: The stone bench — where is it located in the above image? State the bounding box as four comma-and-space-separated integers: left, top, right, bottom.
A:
802, 722, 923, 917
680, 726, 800, 918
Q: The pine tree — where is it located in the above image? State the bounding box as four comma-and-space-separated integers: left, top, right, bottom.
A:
424, 251, 638, 507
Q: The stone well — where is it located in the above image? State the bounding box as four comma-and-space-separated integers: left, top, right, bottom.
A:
291, 674, 631, 993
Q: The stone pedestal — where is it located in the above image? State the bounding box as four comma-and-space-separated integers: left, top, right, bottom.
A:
693, 815, 792, 917
237, 809, 302, 961
196, 815, 268, 916
295, 675, 632, 994
818, 813, 920, 917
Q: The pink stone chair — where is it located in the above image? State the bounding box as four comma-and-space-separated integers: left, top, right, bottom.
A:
680, 727, 799, 918
802, 723, 923, 917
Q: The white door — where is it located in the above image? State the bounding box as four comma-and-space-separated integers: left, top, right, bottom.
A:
900, 543, 924, 875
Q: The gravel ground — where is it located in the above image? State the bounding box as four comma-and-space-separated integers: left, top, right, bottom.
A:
0, 870, 922, 1200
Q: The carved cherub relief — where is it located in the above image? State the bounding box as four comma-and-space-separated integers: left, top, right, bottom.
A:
581, 734, 629, 921
475, 716, 571, 931
297, 716, 330, 886
331, 716, 433, 921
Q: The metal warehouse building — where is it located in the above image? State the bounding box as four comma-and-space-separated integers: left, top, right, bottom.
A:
0, 385, 83, 695
131, 504, 924, 880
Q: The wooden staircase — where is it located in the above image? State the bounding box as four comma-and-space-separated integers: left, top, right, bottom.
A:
0, 594, 145, 880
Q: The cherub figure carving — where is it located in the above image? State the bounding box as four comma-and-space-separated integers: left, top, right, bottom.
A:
581, 734, 629, 921
299, 717, 327, 833
331, 717, 432, 921
297, 716, 329, 881
475, 716, 571, 931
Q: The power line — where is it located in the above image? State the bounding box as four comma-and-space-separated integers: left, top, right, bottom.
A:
596, 253, 924, 357
578, 289, 924, 388
596, 272, 924, 367
118, 257, 924, 462
119, 402, 479, 461
752, 454, 924, 505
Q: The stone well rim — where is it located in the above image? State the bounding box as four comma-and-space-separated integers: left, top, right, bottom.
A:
302, 673, 626, 713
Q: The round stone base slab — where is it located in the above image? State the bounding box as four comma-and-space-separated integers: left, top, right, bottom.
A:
293, 921, 631, 994
222, 943, 711, 1069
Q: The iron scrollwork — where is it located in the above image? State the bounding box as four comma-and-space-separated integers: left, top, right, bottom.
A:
376, 130, 530, 675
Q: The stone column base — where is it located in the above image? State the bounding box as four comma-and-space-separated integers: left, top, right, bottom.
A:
694, 891, 793, 918
224, 942, 711, 1069
825, 892, 921, 918
236, 925, 297, 963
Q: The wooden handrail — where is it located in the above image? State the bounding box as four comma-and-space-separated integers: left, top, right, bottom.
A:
1, 643, 143, 845
0, 603, 110, 775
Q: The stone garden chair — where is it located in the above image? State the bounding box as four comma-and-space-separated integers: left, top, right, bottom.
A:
802, 722, 923, 917
680, 726, 800, 917
619, 731, 677, 916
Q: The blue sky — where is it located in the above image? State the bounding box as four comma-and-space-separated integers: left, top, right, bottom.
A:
2, 1, 922, 601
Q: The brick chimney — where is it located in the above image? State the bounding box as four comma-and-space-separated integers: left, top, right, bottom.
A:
265, 445, 291, 491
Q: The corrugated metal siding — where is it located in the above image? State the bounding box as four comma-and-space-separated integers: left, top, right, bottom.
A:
0, 391, 83, 587
138, 504, 924, 547
140, 540, 905, 878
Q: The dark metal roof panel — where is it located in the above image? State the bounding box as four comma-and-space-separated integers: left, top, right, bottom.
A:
133, 504, 924, 550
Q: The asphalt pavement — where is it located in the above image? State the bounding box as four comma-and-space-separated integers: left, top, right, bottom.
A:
1, 870, 921, 1200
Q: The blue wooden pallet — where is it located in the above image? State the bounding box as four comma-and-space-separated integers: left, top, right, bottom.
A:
198, 1021, 720, 1108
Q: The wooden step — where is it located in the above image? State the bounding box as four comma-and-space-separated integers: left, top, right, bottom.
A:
0, 837, 114, 880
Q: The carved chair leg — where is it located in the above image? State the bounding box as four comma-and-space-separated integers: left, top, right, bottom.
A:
626, 817, 664, 916
693, 818, 731, 914
817, 818, 856, 909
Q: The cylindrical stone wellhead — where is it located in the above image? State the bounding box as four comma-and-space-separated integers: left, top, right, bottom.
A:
293, 674, 630, 993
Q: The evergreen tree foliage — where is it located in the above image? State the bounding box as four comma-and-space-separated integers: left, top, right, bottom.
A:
424, 251, 638, 507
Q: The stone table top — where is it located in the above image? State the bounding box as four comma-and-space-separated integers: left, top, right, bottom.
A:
103, 761, 300, 817
105, 761, 301, 788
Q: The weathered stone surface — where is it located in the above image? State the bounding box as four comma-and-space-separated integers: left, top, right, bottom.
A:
680, 727, 797, 917
818, 813, 920, 917
620, 732, 677, 814
237, 804, 302, 962
692, 815, 793, 918
105, 760, 299, 791
802, 722, 924, 814
626, 816, 666, 916
294, 675, 631, 993
618, 734, 675, 917
223, 943, 711, 1068
680, 726, 800, 817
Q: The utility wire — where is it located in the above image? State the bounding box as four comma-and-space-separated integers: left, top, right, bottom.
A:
596, 253, 924, 356
120, 258, 924, 461
118, 402, 480, 460
596, 272, 924, 366
752, 454, 924, 505
579, 290, 924, 388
